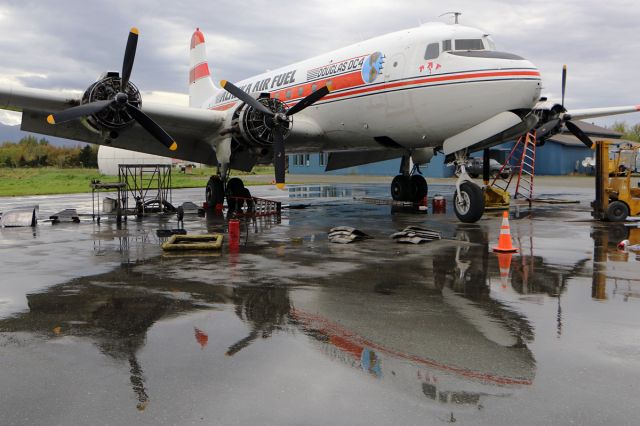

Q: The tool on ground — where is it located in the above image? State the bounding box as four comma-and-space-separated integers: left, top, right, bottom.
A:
328, 226, 372, 244
391, 225, 442, 244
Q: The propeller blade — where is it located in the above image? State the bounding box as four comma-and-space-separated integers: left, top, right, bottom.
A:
219, 80, 274, 116
561, 64, 567, 108
47, 100, 114, 124
285, 85, 331, 116
126, 104, 177, 151
121, 27, 139, 89
273, 127, 286, 189
565, 120, 594, 148
536, 118, 561, 140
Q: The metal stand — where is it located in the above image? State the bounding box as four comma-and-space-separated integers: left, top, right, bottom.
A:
91, 182, 127, 223
118, 164, 173, 216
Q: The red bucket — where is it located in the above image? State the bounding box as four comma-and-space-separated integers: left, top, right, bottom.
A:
432, 196, 446, 214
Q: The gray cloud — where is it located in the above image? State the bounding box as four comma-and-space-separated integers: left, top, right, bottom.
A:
1, 0, 639, 126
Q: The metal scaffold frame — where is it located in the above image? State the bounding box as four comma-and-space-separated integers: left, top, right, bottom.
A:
118, 164, 173, 215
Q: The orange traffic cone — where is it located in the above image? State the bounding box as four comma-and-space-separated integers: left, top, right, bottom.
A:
496, 252, 513, 289
194, 327, 209, 349
493, 211, 518, 253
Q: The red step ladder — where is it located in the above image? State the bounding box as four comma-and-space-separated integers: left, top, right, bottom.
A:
491, 132, 537, 204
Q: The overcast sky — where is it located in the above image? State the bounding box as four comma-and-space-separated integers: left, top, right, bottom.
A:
1, 0, 639, 127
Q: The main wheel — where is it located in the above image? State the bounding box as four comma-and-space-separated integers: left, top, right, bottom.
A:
606, 200, 629, 222
226, 177, 245, 211
206, 176, 224, 208
242, 187, 254, 213
410, 175, 428, 201
454, 182, 485, 223
391, 175, 411, 201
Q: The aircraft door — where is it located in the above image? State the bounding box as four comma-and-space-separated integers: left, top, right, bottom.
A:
384, 49, 409, 114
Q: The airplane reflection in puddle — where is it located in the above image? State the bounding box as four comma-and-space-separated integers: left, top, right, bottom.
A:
284, 226, 536, 410
0, 223, 548, 412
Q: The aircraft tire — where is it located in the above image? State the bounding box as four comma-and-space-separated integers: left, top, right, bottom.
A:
606, 200, 629, 222
454, 182, 485, 223
206, 176, 224, 208
226, 177, 245, 211
391, 175, 411, 201
242, 187, 254, 212
410, 175, 428, 201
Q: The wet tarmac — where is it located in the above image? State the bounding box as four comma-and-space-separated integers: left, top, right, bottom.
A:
0, 182, 639, 425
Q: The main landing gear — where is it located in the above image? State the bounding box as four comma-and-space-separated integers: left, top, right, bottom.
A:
205, 167, 254, 213
389, 152, 485, 223
391, 156, 428, 203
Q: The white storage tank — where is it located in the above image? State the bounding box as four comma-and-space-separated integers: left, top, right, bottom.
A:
97, 146, 173, 176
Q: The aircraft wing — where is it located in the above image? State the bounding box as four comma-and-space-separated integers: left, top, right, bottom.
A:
0, 85, 226, 165
566, 105, 640, 121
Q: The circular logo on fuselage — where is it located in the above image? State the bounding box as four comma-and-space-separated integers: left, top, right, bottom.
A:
361, 51, 384, 83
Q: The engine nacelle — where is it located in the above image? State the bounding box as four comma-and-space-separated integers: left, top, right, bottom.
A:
80, 72, 142, 134
236, 96, 290, 147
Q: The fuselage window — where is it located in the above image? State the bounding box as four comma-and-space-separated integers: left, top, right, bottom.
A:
424, 43, 439, 60
286, 90, 292, 100
298, 87, 304, 97
454, 39, 484, 51
442, 40, 452, 51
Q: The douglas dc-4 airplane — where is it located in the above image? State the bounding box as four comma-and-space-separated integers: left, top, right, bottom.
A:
1, 21, 639, 222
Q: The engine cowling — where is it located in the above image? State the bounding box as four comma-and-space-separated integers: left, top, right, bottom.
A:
81, 72, 142, 133
236, 96, 290, 147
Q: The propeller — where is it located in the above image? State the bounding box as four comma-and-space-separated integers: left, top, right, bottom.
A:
220, 81, 331, 188
536, 65, 593, 148
46, 28, 177, 152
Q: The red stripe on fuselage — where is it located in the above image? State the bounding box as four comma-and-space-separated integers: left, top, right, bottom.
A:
209, 69, 540, 111
321, 70, 540, 102
189, 62, 210, 84
291, 308, 533, 386
211, 102, 237, 111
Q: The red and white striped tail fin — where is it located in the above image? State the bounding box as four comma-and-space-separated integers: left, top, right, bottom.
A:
189, 28, 218, 108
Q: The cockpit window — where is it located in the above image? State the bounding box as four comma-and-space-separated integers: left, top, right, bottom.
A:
484, 36, 496, 50
424, 43, 439, 60
442, 40, 452, 52
455, 39, 485, 51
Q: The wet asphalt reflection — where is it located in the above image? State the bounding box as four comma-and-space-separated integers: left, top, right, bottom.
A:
0, 183, 639, 425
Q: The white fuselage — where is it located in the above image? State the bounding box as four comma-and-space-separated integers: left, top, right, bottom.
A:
205, 23, 541, 154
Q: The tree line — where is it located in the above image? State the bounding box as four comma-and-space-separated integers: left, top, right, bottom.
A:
0, 136, 98, 168
611, 122, 640, 142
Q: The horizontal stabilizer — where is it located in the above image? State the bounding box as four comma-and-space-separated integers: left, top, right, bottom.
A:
326, 149, 404, 171
443, 111, 535, 155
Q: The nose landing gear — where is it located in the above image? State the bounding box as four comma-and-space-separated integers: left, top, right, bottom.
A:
452, 151, 485, 223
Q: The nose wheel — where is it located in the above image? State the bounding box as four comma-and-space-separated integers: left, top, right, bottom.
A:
452, 151, 485, 223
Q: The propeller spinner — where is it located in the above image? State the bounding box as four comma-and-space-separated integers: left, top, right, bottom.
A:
220, 80, 330, 188
47, 28, 177, 152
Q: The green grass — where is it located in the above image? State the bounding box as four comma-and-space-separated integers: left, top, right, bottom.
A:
0, 166, 275, 196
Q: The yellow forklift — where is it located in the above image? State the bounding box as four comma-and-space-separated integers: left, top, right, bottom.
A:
592, 140, 640, 221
